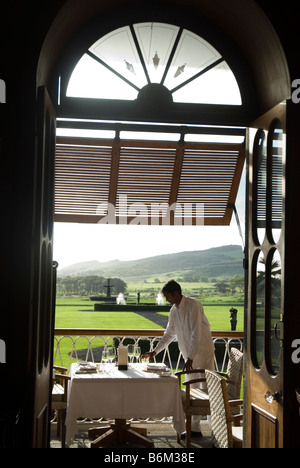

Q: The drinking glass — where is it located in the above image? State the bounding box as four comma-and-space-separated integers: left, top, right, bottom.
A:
102, 349, 109, 370
134, 346, 141, 363
128, 344, 135, 363
141, 356, 149, 369
107, 346, 116, 364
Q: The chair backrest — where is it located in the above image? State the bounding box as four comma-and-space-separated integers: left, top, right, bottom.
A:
52, 366, 70, 403
226, 348, 243, 400
205, 370, 233, 449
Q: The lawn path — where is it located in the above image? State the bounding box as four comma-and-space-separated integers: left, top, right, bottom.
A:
133, 310, 169, 328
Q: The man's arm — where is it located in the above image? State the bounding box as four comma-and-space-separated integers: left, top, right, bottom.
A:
141, 308, 176, 359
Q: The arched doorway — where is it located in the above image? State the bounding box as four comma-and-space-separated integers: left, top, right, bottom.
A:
35, 0, 293, 448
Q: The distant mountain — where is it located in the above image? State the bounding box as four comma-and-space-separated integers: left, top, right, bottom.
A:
58, 245, 244, 281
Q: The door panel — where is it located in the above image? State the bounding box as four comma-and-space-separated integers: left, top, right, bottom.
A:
30, 87, 56, 447
246, 102, 286, 448
35, 405, 49, 448
251, 405, 278, 448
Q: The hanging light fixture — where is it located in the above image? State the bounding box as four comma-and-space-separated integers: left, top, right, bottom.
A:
174, 63, 186, 78
124, 60, 136, 75
152, 51, 160, 69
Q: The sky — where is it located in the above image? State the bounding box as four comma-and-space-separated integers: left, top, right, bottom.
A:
53, 222, 244, 271
53, 170, 246, 270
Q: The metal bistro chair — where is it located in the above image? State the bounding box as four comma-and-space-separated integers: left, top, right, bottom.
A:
52, 366, 70, 448
205, 369, 243, 448
176, 347, 243, 448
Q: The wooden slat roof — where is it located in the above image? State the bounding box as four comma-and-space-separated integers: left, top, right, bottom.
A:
55, 136, 245, 226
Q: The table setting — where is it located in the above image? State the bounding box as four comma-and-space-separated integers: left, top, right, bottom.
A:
65, 346, 185, 447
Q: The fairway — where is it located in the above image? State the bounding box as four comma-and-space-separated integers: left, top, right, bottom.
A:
55, 299, 244, 331
55, 308, 162, 330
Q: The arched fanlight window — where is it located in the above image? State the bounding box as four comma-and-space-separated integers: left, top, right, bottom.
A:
67, 22, 242, 106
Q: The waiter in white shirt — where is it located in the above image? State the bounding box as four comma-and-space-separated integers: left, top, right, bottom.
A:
142, 280, 214, 438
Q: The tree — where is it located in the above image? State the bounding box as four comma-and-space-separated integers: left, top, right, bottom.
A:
256, 257, 281, 305
229, 275, 244, 294
110, 278, 127, 294
56, 276, 127, 296
215, 281, 230, 295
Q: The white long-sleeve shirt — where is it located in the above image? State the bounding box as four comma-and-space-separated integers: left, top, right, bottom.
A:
154, 295, 214, 368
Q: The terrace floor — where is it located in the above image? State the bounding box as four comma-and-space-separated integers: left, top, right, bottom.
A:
50, 420, 213, 449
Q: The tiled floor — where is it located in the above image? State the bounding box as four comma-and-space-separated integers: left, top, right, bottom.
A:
50, 421, 213, 449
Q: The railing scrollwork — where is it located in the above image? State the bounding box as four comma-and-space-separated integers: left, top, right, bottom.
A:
54, 329, 243, 373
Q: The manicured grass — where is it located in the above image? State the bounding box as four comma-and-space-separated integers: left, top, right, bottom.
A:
56, 297, 94, 306
205, 305, 244, 331
55, 308, 162, 330
54, 299, 243, 367
158, 305, 244, 331
55, 299, 244, 331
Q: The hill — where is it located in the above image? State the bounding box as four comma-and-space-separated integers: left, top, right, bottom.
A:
58, 245, 244, 281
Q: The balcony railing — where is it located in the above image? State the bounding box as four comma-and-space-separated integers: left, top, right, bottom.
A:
54, 328, 243, 372
53, 328, 243, 434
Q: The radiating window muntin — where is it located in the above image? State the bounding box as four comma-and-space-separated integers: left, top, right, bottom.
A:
67, 22, 242, 106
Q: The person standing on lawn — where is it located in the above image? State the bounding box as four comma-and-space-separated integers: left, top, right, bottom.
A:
141, 279, 214, 438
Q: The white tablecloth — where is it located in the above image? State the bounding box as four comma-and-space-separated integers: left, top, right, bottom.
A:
65, 363, 185, 445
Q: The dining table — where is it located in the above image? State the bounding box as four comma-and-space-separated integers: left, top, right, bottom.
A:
65, 362, 186, 448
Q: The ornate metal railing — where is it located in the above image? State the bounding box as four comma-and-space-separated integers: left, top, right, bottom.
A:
54, 329, 243, 372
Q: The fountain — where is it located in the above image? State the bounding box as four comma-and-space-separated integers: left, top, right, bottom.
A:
156, 292, 166, 306
116, 293, 126, 305
91, 280, 169, 312
90, 278, 116, 303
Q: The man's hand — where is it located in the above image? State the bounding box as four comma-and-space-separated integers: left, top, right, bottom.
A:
183, 358, 193, 373
141, 351, 156, 361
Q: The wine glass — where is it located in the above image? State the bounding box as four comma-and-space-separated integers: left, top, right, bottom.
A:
102, 349, 109, 370
128, 344, 135, 363
107, 346, 116, 364
134, 346, 141, 363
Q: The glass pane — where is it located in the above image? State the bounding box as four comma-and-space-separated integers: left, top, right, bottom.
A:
268, 249, 282, 375
67, 54, 139, 100
164, 29, 222, 90
89, 26, 147, 90
254, 130, 267, 244
67, 23, 242, 106
255, 251, 265, 368
172, 61, 242, 105
133, 22, 180, 83
270, 121, 284, 243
